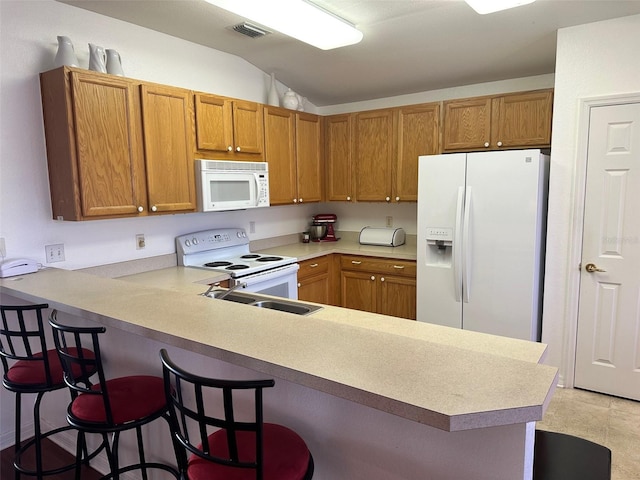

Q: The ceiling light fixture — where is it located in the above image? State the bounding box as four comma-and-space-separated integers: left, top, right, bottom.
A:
205, 0, 363, 50
465, 0, 536, 14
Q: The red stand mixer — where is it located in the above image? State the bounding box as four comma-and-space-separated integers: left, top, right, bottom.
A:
310, 214, 339, 242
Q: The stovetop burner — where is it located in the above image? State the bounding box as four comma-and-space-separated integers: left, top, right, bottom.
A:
204, 261, 233, 267
256, 256, 283, 262
240, 254, 260, 259
226, 265, 250, 270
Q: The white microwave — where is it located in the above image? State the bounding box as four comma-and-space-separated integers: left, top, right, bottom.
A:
196, 159, 270, 212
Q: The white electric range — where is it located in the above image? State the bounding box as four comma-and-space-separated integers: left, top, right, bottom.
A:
176, 228, 299, 299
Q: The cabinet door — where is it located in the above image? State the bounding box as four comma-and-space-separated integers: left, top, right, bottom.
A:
491, 90, 553, 148
396, 103, 440, 202
194, 94, 233, 153
296, 113, 323, 203
232, 100, 264, 155
341, 270, 377, 313
298, 273, 330, 304
69, 71, 146, 218
264, 107, 296, 205
354, 109, 396, 202
325, 114, 354, 202
141, 84, 196, 213
442, 97, 492, 152
379, 275, 416, 320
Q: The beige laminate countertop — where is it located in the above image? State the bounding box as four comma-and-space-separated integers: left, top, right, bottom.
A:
1, 262, 557, 433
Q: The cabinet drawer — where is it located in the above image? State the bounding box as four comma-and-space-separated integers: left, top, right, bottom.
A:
340, 255, 416, 277
298, 256, 330, 279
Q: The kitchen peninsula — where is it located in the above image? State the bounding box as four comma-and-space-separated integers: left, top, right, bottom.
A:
1, 265, 557, 480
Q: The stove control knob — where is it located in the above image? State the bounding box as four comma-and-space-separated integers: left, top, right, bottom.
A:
185, 240, 191, 247
192, 237, 199, 245
237, 232, 242, 238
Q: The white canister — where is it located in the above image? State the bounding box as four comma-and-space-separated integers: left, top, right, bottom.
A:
88, 43, 107, 73
54, 36, 79, 68
106, 49, 124, 76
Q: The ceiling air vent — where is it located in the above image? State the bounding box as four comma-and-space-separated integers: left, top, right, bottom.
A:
232, 22, 270, 38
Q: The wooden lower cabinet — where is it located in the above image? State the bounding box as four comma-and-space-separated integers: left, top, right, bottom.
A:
297, 255, 333, 305
340, 255, 416, 320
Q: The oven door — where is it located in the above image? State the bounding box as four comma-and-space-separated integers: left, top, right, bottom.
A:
232, 263, 299, 300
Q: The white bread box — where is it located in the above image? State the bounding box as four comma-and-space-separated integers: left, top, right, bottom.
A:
359, 227, 406, 247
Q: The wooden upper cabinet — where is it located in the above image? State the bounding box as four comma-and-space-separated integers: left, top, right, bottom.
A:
442, 97, 492, 151
354, 109, 396, 202
295, 112, 323, 203
325, 114, 354, 202
40, 67, 196, 220
264, 106, 297, 205
40, 67, 146, 220
442, 89, 553, 152
140, 84, 196, 213
396, 103, 440, 202
194, 93, 264, 159
491, 90, 553, 148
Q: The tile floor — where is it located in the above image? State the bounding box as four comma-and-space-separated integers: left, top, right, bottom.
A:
537, 387, 640, 480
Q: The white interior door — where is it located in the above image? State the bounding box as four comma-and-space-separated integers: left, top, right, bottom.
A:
575, 102, 640, 401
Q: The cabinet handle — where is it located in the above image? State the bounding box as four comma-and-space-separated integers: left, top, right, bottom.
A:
484, 142, 490, 147
393, 265, 405, 269
299, 198, 303, 203
236, 146, 241, 152
310, 263, 319, 268
346, 196, 351, 201
297, 282, 301, 287
151, 205, 157, 212
137, 206, 144, 212
381, 277, 385, 282
227, 146, 233, 151
497, 141, 503, 147
395, 196, 400, 202
293, 198, 298, 203
370, 276, 375, 281
385, 196, 390, 202
351, 261, 362, 265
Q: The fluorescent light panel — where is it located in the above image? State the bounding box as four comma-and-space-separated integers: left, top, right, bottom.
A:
465, 0, 536, 14
205, 0, 363, 50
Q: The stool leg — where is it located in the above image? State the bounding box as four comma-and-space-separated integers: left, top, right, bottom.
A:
13, 392, 21, 480
135, 425, 148, 480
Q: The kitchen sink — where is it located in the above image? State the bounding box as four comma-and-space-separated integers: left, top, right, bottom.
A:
202, 289, 322, 316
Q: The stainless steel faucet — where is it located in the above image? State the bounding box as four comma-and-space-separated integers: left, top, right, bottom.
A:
202, 282, 248, 299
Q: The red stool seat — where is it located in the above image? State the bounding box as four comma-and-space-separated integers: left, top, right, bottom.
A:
70, 375, 166, 425
6, 348, 94, 387
189, 423, 311, 480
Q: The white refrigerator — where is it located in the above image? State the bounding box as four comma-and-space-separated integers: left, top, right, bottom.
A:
416, 149, 549, 341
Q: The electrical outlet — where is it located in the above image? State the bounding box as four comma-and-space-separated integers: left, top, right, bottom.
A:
45, 244, 65, 263
0, 237, 5, 258
386, 216, 393, 227
136, 234, 146, 250
249, 221, 256, 234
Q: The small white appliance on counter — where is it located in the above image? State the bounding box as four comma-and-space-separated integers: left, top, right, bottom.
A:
417, 149, 549, 341
176, 228, 299, 299
359, 227, 406, 247
196, 160, 269, 212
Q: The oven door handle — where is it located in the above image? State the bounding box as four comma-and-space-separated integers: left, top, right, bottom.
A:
233, 263, 300, 287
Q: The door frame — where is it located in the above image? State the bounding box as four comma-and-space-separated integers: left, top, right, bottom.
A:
562, 91, 640, 389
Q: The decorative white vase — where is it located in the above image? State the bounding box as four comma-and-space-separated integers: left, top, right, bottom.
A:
267, 73, 279, 107
54, 36, 79, 68
106, 49, 124, 76
88, 43, 107, 73
282, 88, 299, 110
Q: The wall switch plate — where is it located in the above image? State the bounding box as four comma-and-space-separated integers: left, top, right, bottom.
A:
0, 237, 5, 258
386, 216, 393, 227
45, 244, 65, 263
249, 221, 255, 234
136, 234, 146, 250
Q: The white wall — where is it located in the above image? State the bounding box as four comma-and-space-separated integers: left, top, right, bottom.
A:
542, 14, 640, 381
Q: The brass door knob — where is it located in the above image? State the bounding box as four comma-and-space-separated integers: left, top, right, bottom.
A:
585, 263, 606, 273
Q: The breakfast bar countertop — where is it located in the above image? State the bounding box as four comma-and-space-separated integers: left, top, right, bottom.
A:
1, 264, 557, 433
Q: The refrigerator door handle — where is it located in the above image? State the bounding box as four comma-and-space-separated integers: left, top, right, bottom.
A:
462, 187, 472, 303
453, 186, 465, 302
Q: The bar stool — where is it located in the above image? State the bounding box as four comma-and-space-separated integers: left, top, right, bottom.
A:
534, 429, 612, 479
0, 303, 97, 479
160, 348, 314, 480
49, 310, 179, 479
